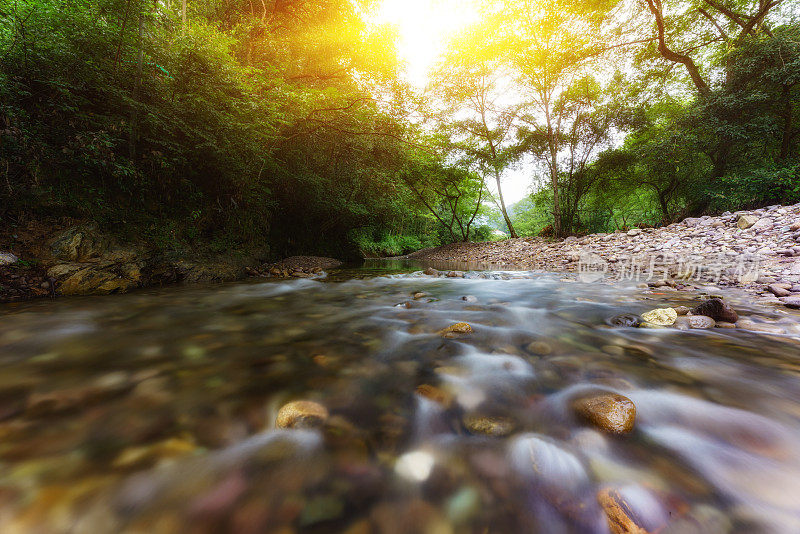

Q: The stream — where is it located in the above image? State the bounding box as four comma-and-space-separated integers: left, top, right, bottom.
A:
2, 261, 800, 533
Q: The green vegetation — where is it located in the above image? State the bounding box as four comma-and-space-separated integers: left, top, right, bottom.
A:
0, 0, 798, 257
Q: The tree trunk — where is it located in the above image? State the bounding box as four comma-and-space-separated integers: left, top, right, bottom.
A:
549, 146, 561, 238
181, 0, 187, 33
494, 170, 518, 238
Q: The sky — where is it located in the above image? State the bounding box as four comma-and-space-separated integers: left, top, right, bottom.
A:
373, 0, 535, 205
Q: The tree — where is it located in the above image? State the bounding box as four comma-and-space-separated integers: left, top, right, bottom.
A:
429, 34, 520, 238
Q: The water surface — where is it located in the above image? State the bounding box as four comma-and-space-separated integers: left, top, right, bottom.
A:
2, 267, 800, 533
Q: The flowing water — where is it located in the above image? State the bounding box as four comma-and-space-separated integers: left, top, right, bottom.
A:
2, 262, 800, 533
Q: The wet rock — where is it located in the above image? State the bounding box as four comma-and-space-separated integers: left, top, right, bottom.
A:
54, 265, 141, 295
692, 298, 738, 323
779, 296, 800, 309
0, 252, 19, 266
415, 384, 454, 408
688, 315, 715, 329
598, 489, 649, 534
716, 321, 737, 329
461, 295, 478, 303
672, 306, 691, 316
641, 308, 677, 326
463, 413, 516, 437
423, 267, 438, 276
446, 270, 464, 278
438, 322, 473, 336
412, 292, 427, 300
276, 400, 329, 429
598, 486, 668, 534
572, 393, 636, 434
768, 284, 791, 297
610, 314, 642, 328
737, 214, 759, 229
735, 318, 786, 334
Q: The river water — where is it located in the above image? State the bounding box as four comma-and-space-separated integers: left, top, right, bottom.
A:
2, 262, 800, 533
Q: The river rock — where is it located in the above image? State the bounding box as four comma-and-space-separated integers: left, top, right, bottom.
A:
751, 218, 774, 232
735, 318, 786, 334
692, 299, 738, 323
627, 229, 641, 236
572, 393, 636, 434
688, 315, 715, 329
438, 322, 473, 336
737, 215, 759, 229
423, 267, 438, 276
276, 400, 329, 429
780, 296, 800, 309
463, 414, 516, 437
597, 488, 651, 534
641, 308, 677, 326
0, 252, 19, 266
610, 314, 642, 328
672, 306, 691, 315
768, 284, 792, 297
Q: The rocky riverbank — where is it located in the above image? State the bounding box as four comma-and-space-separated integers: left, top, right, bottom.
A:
0, 220, 271, 303
404, 203, 800, 313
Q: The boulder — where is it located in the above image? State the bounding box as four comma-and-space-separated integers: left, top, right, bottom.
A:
572, 393, 636, 434
49, 224, 111, 262
737, 215, 759, 230
692, 299, 738, 323
49, 263, 141, 296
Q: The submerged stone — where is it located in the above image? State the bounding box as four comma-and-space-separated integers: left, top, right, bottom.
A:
438, 322, 473, 336
276, 400, 329, 429
572, 393, 636, 434
610, 314, 642, 328
463, 414, 516, 437
688, 315, 715, 329
597, 488, 653, 534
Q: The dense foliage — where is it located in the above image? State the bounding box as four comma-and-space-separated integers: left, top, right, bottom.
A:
1, 0, 798, 257
0, 0, 463, 257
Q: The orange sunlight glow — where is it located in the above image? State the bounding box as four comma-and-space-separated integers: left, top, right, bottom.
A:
374, 0, 480, 87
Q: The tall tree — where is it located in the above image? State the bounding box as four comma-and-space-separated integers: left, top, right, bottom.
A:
429, 43, 520, 238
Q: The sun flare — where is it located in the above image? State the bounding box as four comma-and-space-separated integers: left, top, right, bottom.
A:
373, 0, 480, 86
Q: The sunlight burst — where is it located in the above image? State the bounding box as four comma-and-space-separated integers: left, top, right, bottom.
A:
373, 0, 480, 86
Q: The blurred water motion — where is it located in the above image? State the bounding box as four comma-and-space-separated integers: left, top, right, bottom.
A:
1, 268, 800, 532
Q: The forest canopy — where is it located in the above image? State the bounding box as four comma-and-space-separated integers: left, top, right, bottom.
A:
0, 0, 798, 257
